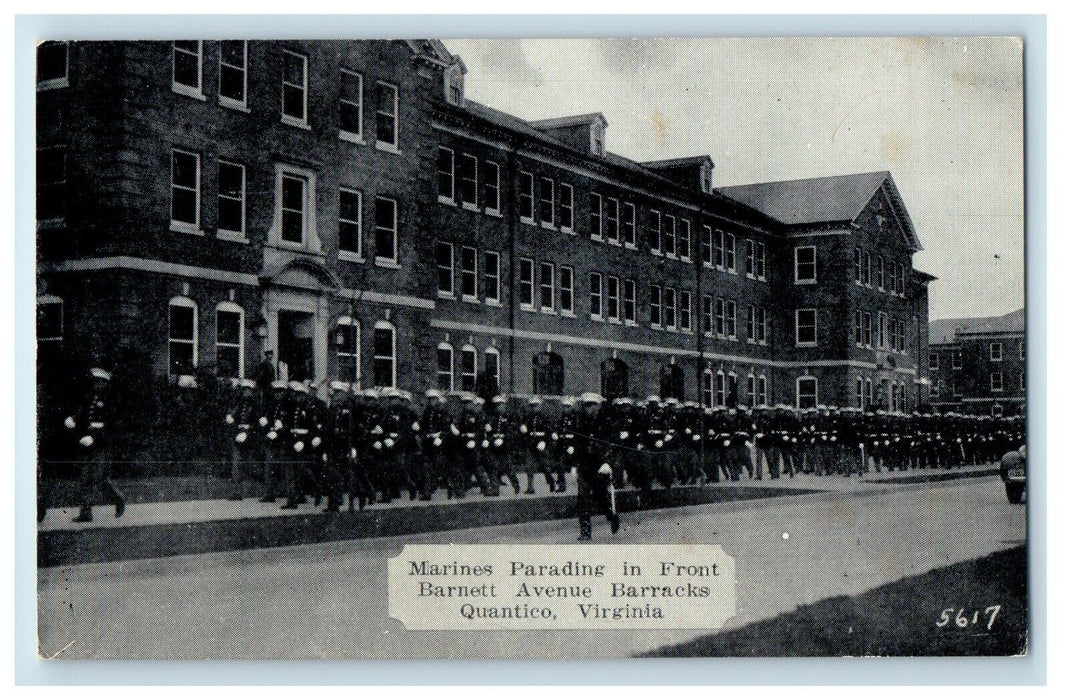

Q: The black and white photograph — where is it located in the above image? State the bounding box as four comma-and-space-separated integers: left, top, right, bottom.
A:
32, 35, 1030, 660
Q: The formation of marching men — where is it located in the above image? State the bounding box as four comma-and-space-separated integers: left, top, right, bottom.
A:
42, 368, 1025, 531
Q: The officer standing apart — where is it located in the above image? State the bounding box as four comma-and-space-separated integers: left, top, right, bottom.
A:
574, 392, 620, 541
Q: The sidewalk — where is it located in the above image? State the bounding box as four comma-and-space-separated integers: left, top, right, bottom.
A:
38, 464, 997, 567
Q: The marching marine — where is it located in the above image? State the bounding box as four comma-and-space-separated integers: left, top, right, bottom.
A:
574, 393, 620, 541
223, 377, 259, 500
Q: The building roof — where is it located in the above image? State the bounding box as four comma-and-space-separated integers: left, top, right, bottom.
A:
529, 113, 608, 129
718, 170, 921, 249
929, 308, 1025, 344
641, 155, 714, 170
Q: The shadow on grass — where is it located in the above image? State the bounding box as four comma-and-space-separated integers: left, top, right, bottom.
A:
645, 545, 1027, 657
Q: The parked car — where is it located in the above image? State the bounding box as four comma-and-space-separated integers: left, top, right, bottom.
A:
999, 445, 1026, 503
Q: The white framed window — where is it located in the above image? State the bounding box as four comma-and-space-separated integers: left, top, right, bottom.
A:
172, 41, 203, 99
273, 164, 317, 250
702, 369, 714, 408
435, 242, 454, 297
897, 263, 907, 295
757, 375, 768, 406
484, 251, 501, 305
700, 225, 714, 267
746, 305, 758, 343
605, 198, 620, 244
460, 154, 479, 210
519, 257, 535, 310
445, 65, 463, 105
890, 263, 899, 297
589, 271, 603, 320
215, 302, 245, 378
484, 161, 501, 215
436, 342, 454, 391
336, 317, 360, 386
649, 210, 662, 254
714, 370, 726, 407
485, 347, 501, 391
217, 160, 246, 240
746, 374, 756, 407
855, 247, 864, 284
866, 378, 875, 405
679, 220, 692, 261
560, 265, 575, 315
519, 171, 534, 222
650, 285, 662, 327
374, 196, 398, 266
339, 68, 364, 141
991, 371, 1004, 392
538, 177, 555, 227
461, 245, 478, 301
338, 187, 362, 258
863, 312, 873, 348
702, 295, 714, 336
375, 80, 399, 151
746, 239, 756, 277
622, 202, 636, 248
219, 41, 248, 110
794, 246, 817, 283
168, 296, 198, 375
460, 345, 478, 392
623, 278, 636, 325
281, 49, 308, 127
715, 297, 725, 338
856, 376, 865, 408
754, 240, 767, 280
37, 295, 64, 343
590, 192, 603, 240
607, 275, 621, 323
436, 147, 455, 203
664, 215, 677, 258
37, 41, 69, 90
170, 149, 201, 234
664, 287, 677, 330
559, 183, 574, 231
36, 146, 67, 225
796, 376, 818, 409
877, 255, 885, 290
724, 232, 737, 272
725, 299, 737, 339
679, 290, 692, 332
864, 252, 873, 287
990, 342, 1003, 361
796, 308, 817, 346
539, 261, 555, 312
373, 321, 396, 389
878, 311, 888, 349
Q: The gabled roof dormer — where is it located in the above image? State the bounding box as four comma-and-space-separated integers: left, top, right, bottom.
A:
529, 113, 608, 157
641, 155, 716, 193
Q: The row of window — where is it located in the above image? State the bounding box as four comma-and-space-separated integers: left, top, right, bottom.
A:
700, 370, 770, 409
435, 343, 501, 393
853, 377, 911, 412
172, 42, 401, 150
929, 341, 1024, 370
439, 150, 770, 282
517, 258, 637, 324
166, 149, 400, 264
435, 243, 502, 304
853, 310, 909, 353
854, 247, 908, 297
930, 371, 1024, 397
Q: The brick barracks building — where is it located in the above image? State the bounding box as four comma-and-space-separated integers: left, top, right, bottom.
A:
928, 308, 1025, 416
36, 39, 933, 411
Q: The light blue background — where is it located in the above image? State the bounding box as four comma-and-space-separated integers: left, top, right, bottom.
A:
14, 13, 1046, 685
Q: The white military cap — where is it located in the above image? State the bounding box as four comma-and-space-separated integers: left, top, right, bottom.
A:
473, 396, 485, 406
683, 400, 700, 409
664, 397, 681, 407
380, 387, 402, 399
425, 388, 445, 401
560, 396, 576, 407
774, 403, 791, 410
289, 381, 308, 393
89, 367, 112, 381
271, 380, 289, 390
492, 395, 508, 404
177, 374, 198, 389
817, 404, 829, 411
362, 387, 381, 399
330, 381, 351, 393
400, 390, 414, 402
528, 396, 543, 405
645, 395, 662, 405
612, 397, 634, 406
580, 392, 605, 404
460, 392, 478, 403
239, 378, 256, 389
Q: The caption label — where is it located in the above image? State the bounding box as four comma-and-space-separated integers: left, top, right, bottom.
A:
388, 544, 736, 630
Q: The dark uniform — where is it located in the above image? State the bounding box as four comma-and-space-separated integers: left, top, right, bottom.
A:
258, 380, 289, 501
456, 394, 493, 498
281, 381, 324, 509
481, 396, 521, 497
519, 397, 559, 493
322, 382, 356, 512
66, 368, 125, 522
223, 378, 260, 500
418, 389, 454, 500
574, 393, 620, 541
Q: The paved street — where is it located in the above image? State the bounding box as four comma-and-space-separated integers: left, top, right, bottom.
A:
37, 474, 1026, 659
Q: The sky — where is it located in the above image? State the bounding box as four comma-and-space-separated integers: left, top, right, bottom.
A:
442, 38, 1024, 321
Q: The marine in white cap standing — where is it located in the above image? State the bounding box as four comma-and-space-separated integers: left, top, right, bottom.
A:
574, 392, 620, 541
62, 366, 126, 523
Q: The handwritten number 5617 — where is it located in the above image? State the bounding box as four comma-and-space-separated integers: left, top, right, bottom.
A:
937, 606, 1001, 630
